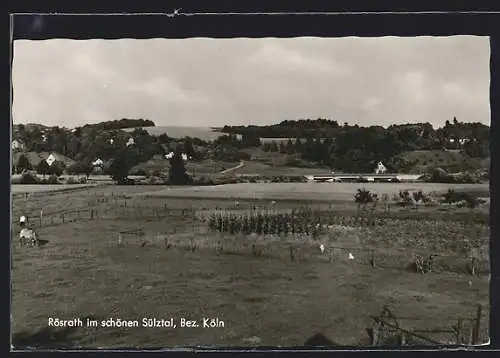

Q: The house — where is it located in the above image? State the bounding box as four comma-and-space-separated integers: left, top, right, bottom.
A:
164, 152, 190, 161
46, 153, 56, 166
11, 139, 24, 151
126, 137, 135, 147
374, 161, 387, 174
92, 158, 104, 173
92, 158, 104, 167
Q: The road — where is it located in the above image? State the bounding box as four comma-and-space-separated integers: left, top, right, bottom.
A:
219, 160, 245, 174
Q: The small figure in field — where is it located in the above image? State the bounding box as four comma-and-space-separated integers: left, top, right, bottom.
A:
19, 216, 38, 248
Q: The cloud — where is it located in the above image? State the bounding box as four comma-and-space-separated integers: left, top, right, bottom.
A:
247, 42, 351, 75
11, 36, 490, 128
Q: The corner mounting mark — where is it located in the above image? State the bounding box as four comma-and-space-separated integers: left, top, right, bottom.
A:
166, 9, 182, 18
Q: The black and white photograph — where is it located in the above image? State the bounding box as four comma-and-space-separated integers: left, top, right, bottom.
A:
11, 23, 491, 349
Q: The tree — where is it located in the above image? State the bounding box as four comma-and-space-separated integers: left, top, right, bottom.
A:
67, 161, 93, 178
36, 160, 50, 177
17, 154, 32, 173
286, 139, 295, 154
158, 133, 169, 144
270, 141, 278, 152
294, 137, 303, 153
168, 151, 190, 185
48, 161, 66, 176
462, 140, 489, 158
109, 152, 131, 184
183, 137, 196, 159
279, 142, 287, 154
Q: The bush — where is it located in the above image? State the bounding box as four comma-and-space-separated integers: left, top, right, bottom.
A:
20, 172, 39, 184
66, 177, 78, 184
215, 150, 251, 162
47, 175, 59, 184
427, 167, 455, 183
192, 176, 215, 186
130, 168, 148, 176
354, 188, 375, 205
441, 189, 481, 208
79, 177, 88, 184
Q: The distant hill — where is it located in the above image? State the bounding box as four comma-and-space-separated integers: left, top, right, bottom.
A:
122, 126, 225, 141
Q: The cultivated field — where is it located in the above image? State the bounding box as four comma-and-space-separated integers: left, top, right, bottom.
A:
11, 183, 490, 349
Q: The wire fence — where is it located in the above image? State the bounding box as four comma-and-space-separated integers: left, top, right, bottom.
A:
370, 304, 489, 346
13, 199, 490, 276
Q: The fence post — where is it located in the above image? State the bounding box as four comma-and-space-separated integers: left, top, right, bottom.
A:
456, 318, 462, 344
372, 322, 380, 346
471, 257, 477, 276
371, 249, 376, 268
473, 304, 482, 345
400, 331, 406, 346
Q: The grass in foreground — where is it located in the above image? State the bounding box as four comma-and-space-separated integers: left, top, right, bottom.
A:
11, 187, 490, 348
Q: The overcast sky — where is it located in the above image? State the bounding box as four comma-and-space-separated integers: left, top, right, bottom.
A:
12, 36, 490, 129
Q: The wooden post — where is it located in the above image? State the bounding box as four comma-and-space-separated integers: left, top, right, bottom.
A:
473, 304, 482, 345
39, 209, 43, 228
456, 318, 462, 344
62, 214, 65, 223
372, 323, 380, 346
117, 232, 123, 246
371, 249, 376, 268
471, 257, 477, 276
90, 209, 94, 220
467, 325, 473, 345
400, 331, 406, 346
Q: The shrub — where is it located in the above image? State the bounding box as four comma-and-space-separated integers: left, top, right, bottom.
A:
130, 168, 148, 176
47, 175, 59, 184
79, 177, 88, 184
66, 177, 78, 184
441, 189, 480, 208
354, 188, 374, 206
192, 176, 215, 186
20, 172, 39, 184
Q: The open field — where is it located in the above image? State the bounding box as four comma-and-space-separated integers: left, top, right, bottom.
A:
11, 184, 490, 348
11, 184, 99, 194
131, 157, 239, 176
129, 182, 490, 202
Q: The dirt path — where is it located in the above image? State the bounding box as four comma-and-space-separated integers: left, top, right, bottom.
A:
219, 160, 245, 174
